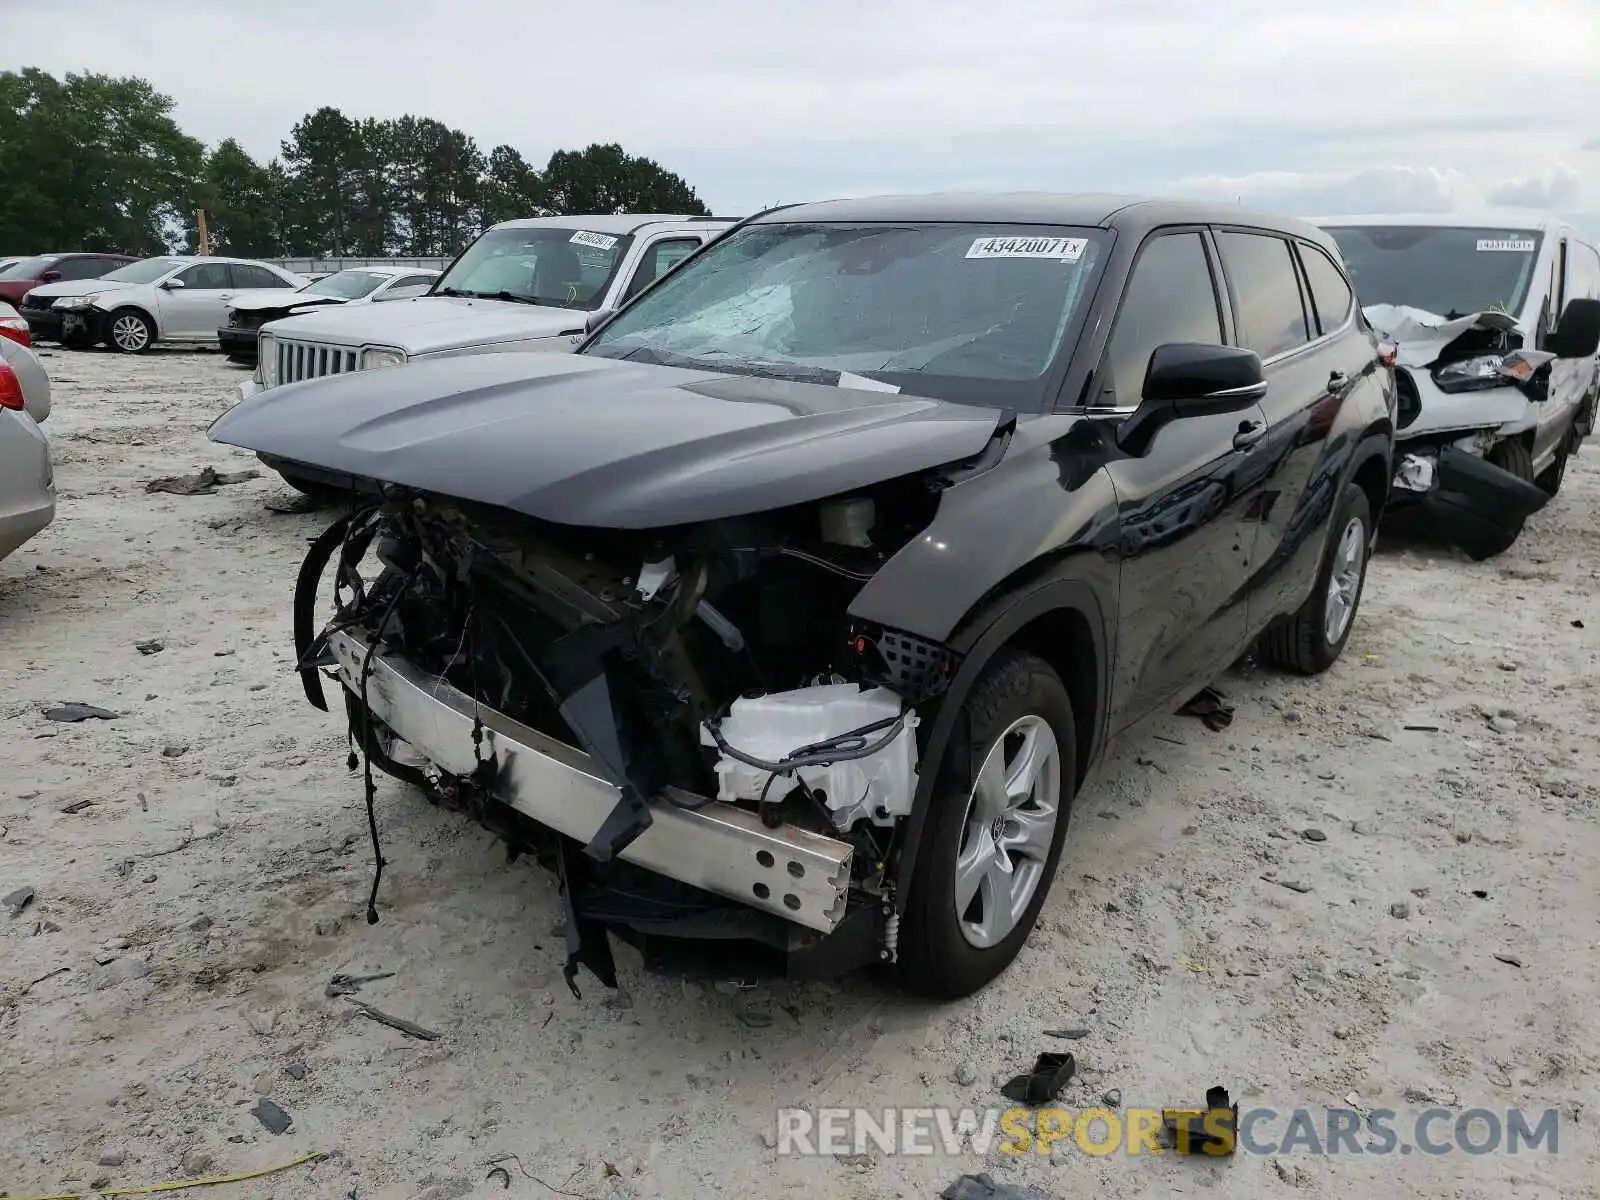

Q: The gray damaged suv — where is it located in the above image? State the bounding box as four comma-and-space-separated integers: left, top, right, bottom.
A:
210, 194, 1395, 998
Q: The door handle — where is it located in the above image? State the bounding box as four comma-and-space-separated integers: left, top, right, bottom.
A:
1233, 419, 1268, 450
1327, 370, 1349, 392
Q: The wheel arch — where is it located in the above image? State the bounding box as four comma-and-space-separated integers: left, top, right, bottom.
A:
892, 565, 1110, 910
1347, 431, 1393, 530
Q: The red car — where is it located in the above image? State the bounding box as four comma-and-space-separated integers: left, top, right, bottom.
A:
0, 252, 139, 305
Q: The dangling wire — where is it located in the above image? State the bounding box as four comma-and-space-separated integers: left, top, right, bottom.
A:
355, 566, 416, 925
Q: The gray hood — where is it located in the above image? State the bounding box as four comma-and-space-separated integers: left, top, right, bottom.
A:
208, 351, 1004, 527
260, 294, 586, 352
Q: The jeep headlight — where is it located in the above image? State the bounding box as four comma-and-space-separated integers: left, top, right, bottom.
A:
360, 347, 407, 371
258, 334, 278, 386
1432, 355, 1506, 393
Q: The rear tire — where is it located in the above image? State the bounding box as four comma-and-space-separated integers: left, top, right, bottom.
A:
898, 650, 1076, 999
1262, 482, 1372, 674
106, 308, 154, 354
1462, 438, 1535, 560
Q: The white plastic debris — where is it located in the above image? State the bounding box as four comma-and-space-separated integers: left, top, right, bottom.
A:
635, 557, 677, 602
1393, 453, 1437, 494
701, 684, 919, 831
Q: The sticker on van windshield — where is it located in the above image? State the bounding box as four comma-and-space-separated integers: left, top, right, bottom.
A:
966, 236, 1087, 262
1476, 238, 1536, 253
570, 230, 620, 251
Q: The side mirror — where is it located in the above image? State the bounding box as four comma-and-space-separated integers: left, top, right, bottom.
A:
1117, 344, 1266, 456
161, 277, 185, 291
39, 270, 62, 283
585, 307, 618, 335
1545, 297, 1600, 359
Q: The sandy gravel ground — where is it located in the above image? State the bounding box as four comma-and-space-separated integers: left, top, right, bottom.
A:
2, 347, 1597, 1200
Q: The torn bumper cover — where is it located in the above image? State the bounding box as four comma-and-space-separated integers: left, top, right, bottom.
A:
1415, 445, 1548, 554
326, 627, 853, 933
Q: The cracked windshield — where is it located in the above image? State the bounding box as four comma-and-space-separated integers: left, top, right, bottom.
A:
588, 223, 1104, 406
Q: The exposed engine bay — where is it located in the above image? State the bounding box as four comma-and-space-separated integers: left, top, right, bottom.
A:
295, 478, 962, 993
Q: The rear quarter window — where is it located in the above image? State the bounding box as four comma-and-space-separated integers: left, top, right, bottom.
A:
1298, 244, 1355, 335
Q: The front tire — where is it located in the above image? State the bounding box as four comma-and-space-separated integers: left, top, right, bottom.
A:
898, 650, 1075, 999
106, 308, 154, 354
1262, 482, 1372, 674
1536, 426, 1572, 496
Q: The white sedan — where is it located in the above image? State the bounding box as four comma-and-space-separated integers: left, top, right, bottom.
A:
30, 256, 307, 353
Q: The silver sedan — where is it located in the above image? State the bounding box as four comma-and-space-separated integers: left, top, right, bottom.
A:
0, 302, 55, 562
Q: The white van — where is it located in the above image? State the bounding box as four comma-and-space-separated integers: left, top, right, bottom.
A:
1316, 212, 1600, 558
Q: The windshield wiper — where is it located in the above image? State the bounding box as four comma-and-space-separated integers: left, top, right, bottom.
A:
435, 287, 539, 305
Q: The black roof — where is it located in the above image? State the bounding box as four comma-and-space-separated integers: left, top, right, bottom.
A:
751, 192, 1337, 249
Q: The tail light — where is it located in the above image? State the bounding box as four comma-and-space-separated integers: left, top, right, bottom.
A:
1378, 341, 1397, 369
0, 316, 29, 348
0, 360, 23, 410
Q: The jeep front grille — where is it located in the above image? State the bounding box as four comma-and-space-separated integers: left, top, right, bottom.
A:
275, 339, 358, 385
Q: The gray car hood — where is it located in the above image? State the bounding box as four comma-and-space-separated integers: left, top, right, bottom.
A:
260, 294, 585, 352
208, 351, 1005, 527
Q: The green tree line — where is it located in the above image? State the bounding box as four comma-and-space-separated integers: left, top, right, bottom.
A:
0, 68, 711, 259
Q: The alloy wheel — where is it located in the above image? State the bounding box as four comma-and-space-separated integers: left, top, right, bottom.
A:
953, 714, 1062, 949
1324, 516, 1366, 645
111, 314, 149, 352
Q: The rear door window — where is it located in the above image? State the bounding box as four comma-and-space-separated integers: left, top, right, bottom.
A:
1215, 231, 1312, 359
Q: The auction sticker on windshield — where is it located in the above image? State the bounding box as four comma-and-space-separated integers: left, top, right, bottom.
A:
571, 230, 620, 251
1476, 238, 1536, 253
966, 236, 1088, 262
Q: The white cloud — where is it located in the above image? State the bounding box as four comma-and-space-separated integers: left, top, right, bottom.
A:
1169, 166, 1477, 215
2, 0, 1597, 214
1487, 164, 1582, 208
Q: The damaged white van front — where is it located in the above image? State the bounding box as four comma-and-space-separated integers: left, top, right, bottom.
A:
1318, 214, 1600, 558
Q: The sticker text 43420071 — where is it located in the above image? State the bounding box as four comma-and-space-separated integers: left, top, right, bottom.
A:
966, 236, 1088, 262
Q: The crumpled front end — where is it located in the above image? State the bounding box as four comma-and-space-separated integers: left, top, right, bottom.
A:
297, 481, 958, 992
1365, 302, 1558, 556
1365, 302, 1544, 446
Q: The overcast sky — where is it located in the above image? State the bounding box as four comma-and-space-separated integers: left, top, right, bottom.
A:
5, 0, 1597, 231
